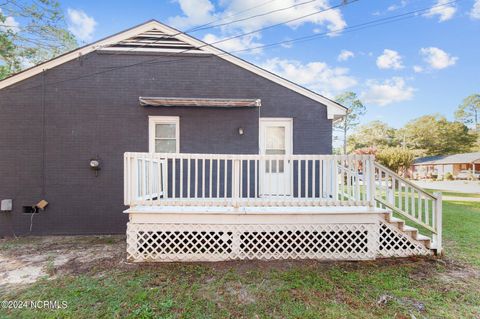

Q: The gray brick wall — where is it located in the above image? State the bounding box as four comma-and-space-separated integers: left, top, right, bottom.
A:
0, 52, 332, 236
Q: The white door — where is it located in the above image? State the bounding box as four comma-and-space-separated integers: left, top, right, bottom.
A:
259, 118, 292, 196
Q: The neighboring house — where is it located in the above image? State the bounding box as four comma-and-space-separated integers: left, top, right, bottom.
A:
412, 152, 480, 179
0, 20, 442, 261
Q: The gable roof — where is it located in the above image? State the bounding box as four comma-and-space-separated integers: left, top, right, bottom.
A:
414, 152, 480, 165
0, 20, 347, 120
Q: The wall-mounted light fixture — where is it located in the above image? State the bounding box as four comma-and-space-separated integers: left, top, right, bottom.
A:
238, 127, 244, 135
90, 158, 101, 176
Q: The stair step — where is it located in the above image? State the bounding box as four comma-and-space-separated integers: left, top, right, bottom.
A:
416, 234, 430, 241
402, 225, 417, 233
383, 211, 434, 252
389, 217, 404, 223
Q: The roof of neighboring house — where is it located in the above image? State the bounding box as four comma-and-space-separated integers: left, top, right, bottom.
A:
0, 20, 347, 120
413, 152, 480, 165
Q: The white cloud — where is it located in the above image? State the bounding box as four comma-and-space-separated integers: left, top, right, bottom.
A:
413, 65, 424, 73
361, 77, 414, 106
387, 0, 408, 12
376, 49, 404, 70
337, 50, 354, 62
169, 0, 347, 37
67, 8, 97, 41
424, 0, 456, 22
280, 40, 293, 49
471, 0, 480, 19
261, 58, 357, 98
168, 0, 217, 30
420, 47, 457, 69
202, 33, 263, 54
0, 9, 20, 33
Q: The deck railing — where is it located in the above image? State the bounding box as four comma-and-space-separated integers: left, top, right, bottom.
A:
373, 162, 442, 251
124, 152, 376, 208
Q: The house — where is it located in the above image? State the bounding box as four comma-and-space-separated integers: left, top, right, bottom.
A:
412, 152, 480, 179
0, 20, 442, 261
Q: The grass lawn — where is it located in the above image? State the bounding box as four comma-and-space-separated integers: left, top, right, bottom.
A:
1, 200, 479, 318
425, 189, 480, 199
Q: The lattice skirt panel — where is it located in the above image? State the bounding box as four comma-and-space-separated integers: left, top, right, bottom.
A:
377, 221, 432, 257
126, 222, 379, 262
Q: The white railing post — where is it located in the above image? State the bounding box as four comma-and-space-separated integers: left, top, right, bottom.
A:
124, 152, 129, 206
369, 155, 376, 207
233, 159, 240, 208
433, 192, 443, 254
132, 154, 138, 206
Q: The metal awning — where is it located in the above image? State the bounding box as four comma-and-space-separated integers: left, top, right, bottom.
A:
139, 97, 261, 108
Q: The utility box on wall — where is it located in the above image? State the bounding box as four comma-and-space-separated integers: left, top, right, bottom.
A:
1, 199, 12, 212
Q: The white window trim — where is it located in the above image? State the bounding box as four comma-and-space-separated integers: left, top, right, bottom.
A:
148, 116, 180, 153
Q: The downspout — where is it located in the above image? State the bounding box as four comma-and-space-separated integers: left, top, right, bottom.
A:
42, 70, 46, 198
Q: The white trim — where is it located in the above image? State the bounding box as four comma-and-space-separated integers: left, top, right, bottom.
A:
0, 20, 346, 119
148, 116, 180, 153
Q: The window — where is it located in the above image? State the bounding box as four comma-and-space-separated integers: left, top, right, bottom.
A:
149, 116, 179, 153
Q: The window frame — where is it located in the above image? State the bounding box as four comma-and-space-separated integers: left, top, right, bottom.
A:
148, 116, 180, 153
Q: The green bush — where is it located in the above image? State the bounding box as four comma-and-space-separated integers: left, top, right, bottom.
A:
445, 172, 454, 180
376, 147, 415, 174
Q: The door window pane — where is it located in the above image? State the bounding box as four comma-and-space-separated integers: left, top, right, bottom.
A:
265, 149, 286, 155
266, 127, 285, 150
265, 126, 286, 173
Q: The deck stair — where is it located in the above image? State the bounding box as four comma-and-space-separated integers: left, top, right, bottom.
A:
374, 162, 442, 256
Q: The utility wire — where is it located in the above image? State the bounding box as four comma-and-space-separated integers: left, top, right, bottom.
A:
3, 0, 356, 91
2, 0, 459, 93
97, 0, 282, 54
99, 0, 354, 55
186, 0, 279, 33
221, 0, 462, 55
191, 0, 319, 32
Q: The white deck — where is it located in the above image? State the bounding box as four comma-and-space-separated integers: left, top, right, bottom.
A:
123, 153, 442, 262
124, 205, 387, 214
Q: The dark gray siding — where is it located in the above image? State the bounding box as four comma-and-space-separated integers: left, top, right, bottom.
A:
0, 52, 332, 236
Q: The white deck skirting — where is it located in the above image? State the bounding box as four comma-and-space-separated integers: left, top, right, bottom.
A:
125, 205, 431, 262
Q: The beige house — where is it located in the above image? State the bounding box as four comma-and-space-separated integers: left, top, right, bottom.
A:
412, 152, 480, 179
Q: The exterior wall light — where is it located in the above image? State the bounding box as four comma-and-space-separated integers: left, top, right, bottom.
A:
238, 127, 244, 135
90, 159, 101, 176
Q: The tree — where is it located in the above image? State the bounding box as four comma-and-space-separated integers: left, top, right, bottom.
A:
0, 0, 77, 79
334, 92, 366, 155
455, 94, 480, 131
376, 147, 415, 175
348, 120, 397, 151
401, 114, 476, 156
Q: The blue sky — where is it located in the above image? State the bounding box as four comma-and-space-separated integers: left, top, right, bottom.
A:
57, 0, 480, 128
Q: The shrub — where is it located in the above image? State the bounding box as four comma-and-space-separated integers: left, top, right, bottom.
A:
376, 147, 415, 175
445, 172, 454, 180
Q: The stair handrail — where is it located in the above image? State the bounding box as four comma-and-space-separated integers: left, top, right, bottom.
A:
373, 162, 442, 252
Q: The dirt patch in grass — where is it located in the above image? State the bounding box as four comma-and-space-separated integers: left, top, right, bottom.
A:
0, 235, 125, 292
